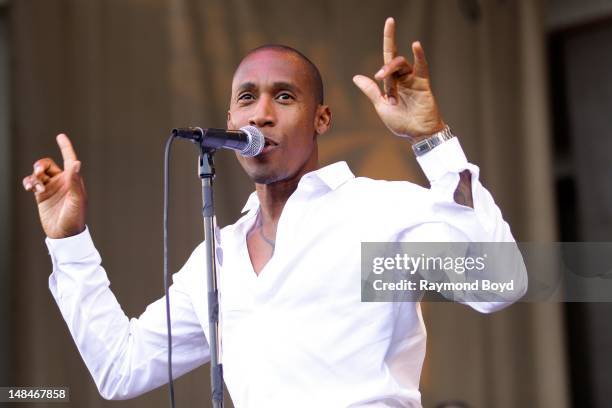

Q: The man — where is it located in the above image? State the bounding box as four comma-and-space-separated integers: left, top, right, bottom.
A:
23, 18, 525, 407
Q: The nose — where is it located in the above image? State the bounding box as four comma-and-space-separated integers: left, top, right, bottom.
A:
248, 95, 275, 128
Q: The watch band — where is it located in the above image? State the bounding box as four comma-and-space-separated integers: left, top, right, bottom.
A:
411, 125, 455, 157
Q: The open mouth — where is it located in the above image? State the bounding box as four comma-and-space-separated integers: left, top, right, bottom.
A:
261, 137, 279, 153
264, 137, 278, 147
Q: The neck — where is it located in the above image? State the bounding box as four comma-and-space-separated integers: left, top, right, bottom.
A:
255, 153, 318, 225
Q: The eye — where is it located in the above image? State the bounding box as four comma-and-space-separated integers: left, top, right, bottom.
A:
276, 92, 294, 102
238, 93, 255, 102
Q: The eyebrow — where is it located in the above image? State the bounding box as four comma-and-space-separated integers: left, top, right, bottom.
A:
236, 81, 300, 95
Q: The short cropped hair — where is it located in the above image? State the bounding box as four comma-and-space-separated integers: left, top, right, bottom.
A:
242, 44, 324, 105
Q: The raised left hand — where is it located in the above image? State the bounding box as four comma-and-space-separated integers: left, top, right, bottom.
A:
353, 17, 446, 143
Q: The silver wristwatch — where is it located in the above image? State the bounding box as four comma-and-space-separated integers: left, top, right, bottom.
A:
411, 125, 455, 157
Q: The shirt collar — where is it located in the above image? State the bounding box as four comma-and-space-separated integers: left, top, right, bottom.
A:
240, 161, 354, 213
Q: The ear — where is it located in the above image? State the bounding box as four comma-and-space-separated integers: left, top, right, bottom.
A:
227, 110, 233, 129
314, 105, 332, 136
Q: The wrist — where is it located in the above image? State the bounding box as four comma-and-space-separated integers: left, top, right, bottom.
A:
408, 121, 447, 144
45, 223, 87, 239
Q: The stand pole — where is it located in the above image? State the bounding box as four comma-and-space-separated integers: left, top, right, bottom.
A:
199, 148, 224, 408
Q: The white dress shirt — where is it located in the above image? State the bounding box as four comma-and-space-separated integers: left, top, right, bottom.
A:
47, 137, 526, 407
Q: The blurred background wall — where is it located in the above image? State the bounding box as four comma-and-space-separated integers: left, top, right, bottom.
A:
1, 0, 611, 407
547, 1, 612, 407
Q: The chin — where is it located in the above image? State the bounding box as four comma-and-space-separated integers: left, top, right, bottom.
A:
245, 166, 284, 185
251, 172, 284, 185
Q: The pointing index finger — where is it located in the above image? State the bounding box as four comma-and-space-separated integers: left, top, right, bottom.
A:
56, 133, 78, 165
383, 17, 397, 64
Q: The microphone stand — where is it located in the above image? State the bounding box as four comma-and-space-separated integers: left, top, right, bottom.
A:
199, 146, 224, 408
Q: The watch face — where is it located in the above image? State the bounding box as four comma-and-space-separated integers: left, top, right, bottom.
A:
413, 126, 455, 156
413, 141, 431, 156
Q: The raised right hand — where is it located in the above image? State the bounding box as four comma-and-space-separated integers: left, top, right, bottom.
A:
22, 134, 87, 239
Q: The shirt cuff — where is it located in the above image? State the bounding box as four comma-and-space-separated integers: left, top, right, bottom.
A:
45, 226, 98, 263
416, 137, 469, 183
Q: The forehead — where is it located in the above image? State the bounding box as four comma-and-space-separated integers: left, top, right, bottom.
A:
232, 50, 312, 92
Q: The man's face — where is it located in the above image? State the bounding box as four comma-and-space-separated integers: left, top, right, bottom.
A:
227, 49, 328, 185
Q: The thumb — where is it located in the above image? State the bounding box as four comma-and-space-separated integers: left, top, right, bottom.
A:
353, 75, 382, 106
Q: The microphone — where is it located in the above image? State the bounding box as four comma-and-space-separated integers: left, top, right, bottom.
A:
172, 125, 264, 157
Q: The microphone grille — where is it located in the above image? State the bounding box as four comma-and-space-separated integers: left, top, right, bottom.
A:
239, 126, 264, 157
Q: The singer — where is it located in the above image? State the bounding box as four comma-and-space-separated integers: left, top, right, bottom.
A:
22, 17, 526, 407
